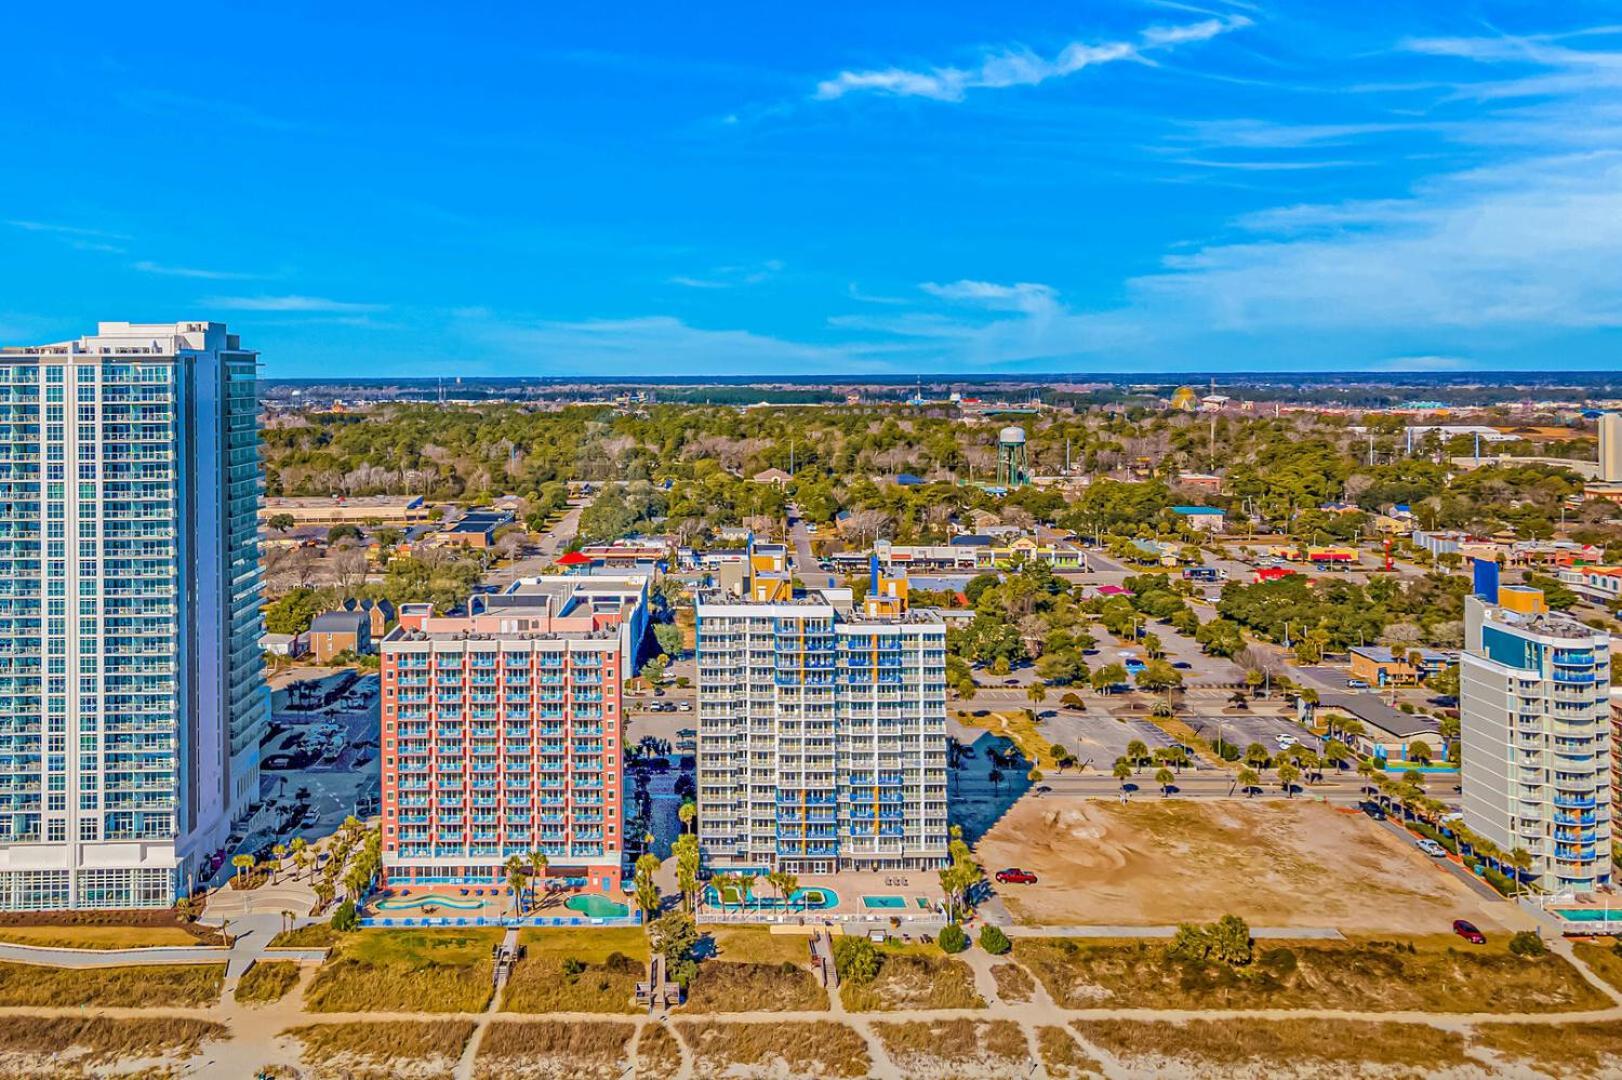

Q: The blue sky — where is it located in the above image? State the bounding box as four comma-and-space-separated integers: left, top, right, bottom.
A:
3, 1, 1622, 376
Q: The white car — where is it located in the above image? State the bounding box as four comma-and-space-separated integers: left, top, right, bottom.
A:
1415, 839, 1448, 858
1274, 733, 1298, 748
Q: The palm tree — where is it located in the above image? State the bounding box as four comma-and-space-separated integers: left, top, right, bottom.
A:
1277, 762, 1301, 797
1026, 681, 1048, 706
1508, 847, 1535, 899
677, 801, 697, 834
1125, 739, 1149, 772
272, 843, 288, 883
528, 850, 549, 910
988, 767, 1005, 795
231, 854, 254, 886
1356, 757, 1380, 795
504, 855, 526, 916
1244, 742, 1270, 771
1237, 767, 1261, 797
1112, 758, 1132, 785
289, 837, 309, 880
1155, 767, 1175, 797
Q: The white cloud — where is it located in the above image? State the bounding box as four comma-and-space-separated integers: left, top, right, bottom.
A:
920, 280, 1060, 315
205, 294, 385, 313
668, 260, 784, 289
813, 16, 1249, 102
134, 260, 260, 280
1172, 157, 1363, 171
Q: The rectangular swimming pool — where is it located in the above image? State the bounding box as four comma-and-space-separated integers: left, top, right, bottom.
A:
1554, 908, 1622, 923
862, 895, 908, 910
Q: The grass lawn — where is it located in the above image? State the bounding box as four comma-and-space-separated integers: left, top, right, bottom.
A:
676, 1020, 870, 1079
955, 709, 1063, 769
287, 1020, 476, 1068
1014, 935, 1609, 1013
267, 922, 344, 949
0, 924, 204, 950
303, 928, 500, 1013
476, 1020, 635, 1080
1037, 1025, 1104, 1079
501, 926, 647, 1014
0, 1016, 226, 1064
1473, 1021, 1622, 1079
635, 1024, 683, 1078
873, 1020, 1028, 1078
682, 928, 826, 1013
1075, 1018, 1470, 1076
839, 942, 985, 1012
0, 961, 224, 1007
991, 960, 1036, 1003
235, 960, 303, 1004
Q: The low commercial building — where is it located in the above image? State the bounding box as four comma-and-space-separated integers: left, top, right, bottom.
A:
439, 510, 514, 549
1307, 692, 1443, 765
309, 611, 372, 663
1559, 566, 1622, 603
1171, 506, 1226, 532
261, 495, 428, 527
1348, 647, 1454, 687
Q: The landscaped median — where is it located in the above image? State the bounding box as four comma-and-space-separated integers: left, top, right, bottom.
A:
1012, 934, 1610, 1013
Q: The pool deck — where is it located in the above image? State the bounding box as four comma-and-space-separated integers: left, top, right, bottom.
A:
700, 870, 946, 923
363, 885, 629, 925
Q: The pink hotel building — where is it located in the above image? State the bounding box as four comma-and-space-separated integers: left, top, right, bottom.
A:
378, 575, 650, 895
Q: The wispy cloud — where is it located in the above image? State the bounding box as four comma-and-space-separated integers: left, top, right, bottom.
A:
204, 294, 385, 313
7, 218, 129, 254
133, 260, 260, 281
813, 16, 1250, 102
920, 280, 1060, 315
668, 260, 784, 289
1171, 157, 1363, 171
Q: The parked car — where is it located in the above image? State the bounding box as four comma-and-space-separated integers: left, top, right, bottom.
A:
995, 868, 1038, 885
1346, 678, 1370, 689
1172, 661, 1192, 669
1415, 838, 1448, 858
1452, 919, 1486, 944
1359, 801, 1386, 820
676, 701, 692, 711
1274, 733, 1298, 748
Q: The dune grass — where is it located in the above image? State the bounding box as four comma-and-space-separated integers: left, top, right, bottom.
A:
635, 1023, 683, 1077
874, 1020, 1028, 1076
502, 926, 646, 1014
1473, 1021, 1622, 1079
1572, 942, 1622, 994
1037, 1025, 1104, 1078
991, 961, 1036, 1002
287, 1020, 476, 1065
683, 929, 826, 1013
1015, 935, 1608, 1013
476, 1020, 635, 1079
1074, 1018, 1470, 1075
303, 928, 499, 1013
0, 1016, 226, 1063
676, 1020, 870, 1079
235, 960, 302, 1004
839, 943, 984, 1012
0, 960, 223, 1007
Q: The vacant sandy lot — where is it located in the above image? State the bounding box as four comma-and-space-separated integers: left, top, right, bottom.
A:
976, 798, 1504, 934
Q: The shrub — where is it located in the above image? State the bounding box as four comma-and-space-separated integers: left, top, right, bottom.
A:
978, 926, 1011, 956
1509, 931, 1547, 958
832, 938, 880, 984
561, 957, 586, 980
331, 900, 359, 933
938, 924, 968, 955
1166, 915, 1252, 967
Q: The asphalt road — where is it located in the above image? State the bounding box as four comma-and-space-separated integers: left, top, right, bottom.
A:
787, 508, 838, 589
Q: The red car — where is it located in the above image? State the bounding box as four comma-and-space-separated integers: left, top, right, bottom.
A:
995, 868, 1038, 885
1452, 919, 1485, 945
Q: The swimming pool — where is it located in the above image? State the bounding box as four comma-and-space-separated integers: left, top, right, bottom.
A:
862, 895, 907, 910
705, 886, 840, 910
374, 893, 484, 912
564, 894, 630, 919
1553, 908, 1622, 923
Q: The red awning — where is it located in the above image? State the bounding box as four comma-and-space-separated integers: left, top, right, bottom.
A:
555, 551, 593, 566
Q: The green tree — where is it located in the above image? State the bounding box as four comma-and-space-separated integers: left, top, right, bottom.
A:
678, 801, 697, 834
1135, 659, 1184, 693
1112, 757, 1132, 784
937, 923, 969, 954
649, 910, 701, 986
1237, 767, 1260, 796
1277, 761, 1301, 796
1155, 767, 1176, 797
634, 853, 662, 921
330, 898, 359, 933
266, 513, 296, 532
1026, 681, 1048, 706
978, 925, 1011, 955
672, 834, 700, 913
654, 623, 685, 658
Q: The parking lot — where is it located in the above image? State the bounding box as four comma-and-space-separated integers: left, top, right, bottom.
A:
1180, 711, 1322, 756
205, 671, 381, 886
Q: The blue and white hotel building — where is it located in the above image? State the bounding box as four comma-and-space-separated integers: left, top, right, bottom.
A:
0, 322, 268, 909
1463, 582, 1613, 894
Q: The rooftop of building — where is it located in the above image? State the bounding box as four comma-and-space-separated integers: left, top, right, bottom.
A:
310, 610, 369, 633
1489, 604, 1608, 641
385, 624, 623, 644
